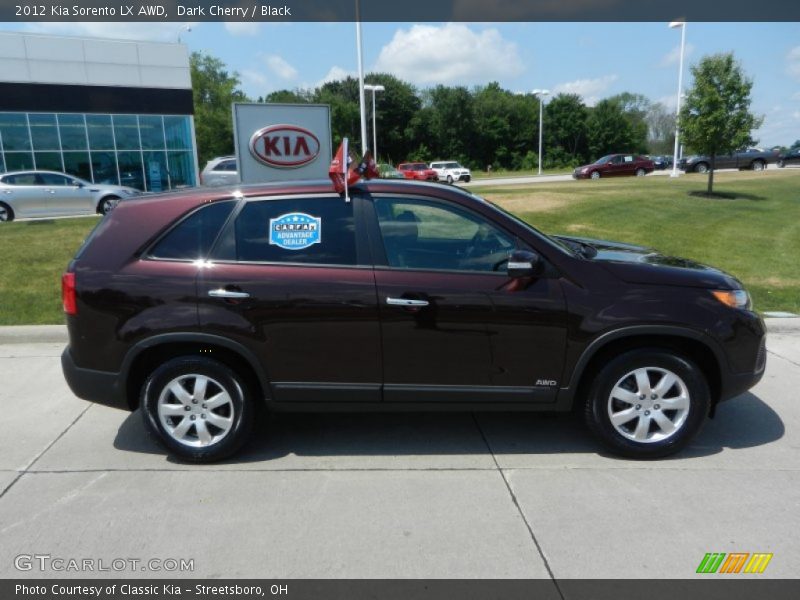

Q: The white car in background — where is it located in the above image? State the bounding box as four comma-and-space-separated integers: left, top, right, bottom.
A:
200, 156, 239, 187
429, 161, 472, 184
0, 171, 140, 221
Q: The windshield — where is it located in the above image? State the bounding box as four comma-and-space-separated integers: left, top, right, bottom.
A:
474, 194, 577, 257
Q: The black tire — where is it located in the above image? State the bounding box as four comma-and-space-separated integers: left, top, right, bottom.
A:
140, 356, 255, 462
751, 160, 765, 171
464, 175, 471, 182
590, 170, 601, 180
0, 202, 13, 222
98, 195, 121, 215
635, 168, 646, 177
694, 162, 709, 174
584, 349, 710, 459
777, 160, 785, 168
446, 174, 454, 184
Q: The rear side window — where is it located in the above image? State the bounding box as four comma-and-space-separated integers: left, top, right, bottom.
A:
215, 160, 236, 172
214, 197, 357, 266
149, 201, 235, 260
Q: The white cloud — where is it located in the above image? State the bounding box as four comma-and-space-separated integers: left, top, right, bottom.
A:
316, 66, 354, 87
659, 42, 695, 68
241, 69, 268, 90
553, 74, 618, 106
25, 22, 196, 42
787, 46, 800, 81
263, 54, 298, 80
374, 23, 523, 85
224, 22, 261, 37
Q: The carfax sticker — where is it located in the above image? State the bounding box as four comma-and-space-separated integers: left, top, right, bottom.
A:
269, 212, 322, 250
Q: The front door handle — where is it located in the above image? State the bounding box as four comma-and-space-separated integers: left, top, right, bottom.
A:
386, 297, 429, 307
208, 289, 250, 299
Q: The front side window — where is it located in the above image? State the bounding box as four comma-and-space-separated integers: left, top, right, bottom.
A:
39, 173, 71, 186
374, 197, 518, 273
214, 197, 357, 266
149, 201, 235, 261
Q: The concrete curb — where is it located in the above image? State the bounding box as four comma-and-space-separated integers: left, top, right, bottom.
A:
0, 318, 798, 345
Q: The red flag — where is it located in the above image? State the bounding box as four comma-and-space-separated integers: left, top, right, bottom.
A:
355, 150, 380, 180
328, 138, 349, 194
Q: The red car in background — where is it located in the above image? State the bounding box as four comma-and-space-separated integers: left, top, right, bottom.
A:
397, 162, 439, 181
573, 154, 655, 179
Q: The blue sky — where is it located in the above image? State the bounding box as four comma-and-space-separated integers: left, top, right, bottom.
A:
5, 20, 800, 146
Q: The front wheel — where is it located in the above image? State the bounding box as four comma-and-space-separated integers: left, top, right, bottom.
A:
584, 349, 710, 459
635, 168, 646, 177
141, 357, 254, 462
777, 160, 785, 168
694, 162, 709, 174
590, 171, 601, 180
98, 195, 121, 215
446, 174, 454, 184
751, 160, 766, 171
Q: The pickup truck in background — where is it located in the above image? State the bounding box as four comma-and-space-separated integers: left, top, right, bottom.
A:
678, 148, 779, 173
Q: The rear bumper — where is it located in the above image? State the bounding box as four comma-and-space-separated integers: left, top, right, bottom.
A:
61, 347, 129, 410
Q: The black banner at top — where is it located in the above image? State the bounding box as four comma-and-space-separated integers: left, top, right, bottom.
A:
2, 0, 800, 22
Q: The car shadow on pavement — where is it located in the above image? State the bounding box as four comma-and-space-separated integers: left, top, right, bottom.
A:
112, 392, 783, 464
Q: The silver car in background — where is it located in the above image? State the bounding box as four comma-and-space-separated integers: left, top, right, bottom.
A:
200, 156, 239, 187
0, 170, 141, 222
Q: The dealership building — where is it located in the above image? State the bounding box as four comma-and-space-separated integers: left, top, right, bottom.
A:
0, 32, 197, 191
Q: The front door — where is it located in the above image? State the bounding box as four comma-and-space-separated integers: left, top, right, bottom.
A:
199, 194, 381, 404
366, 194, 567, 404
39, 172, 93, 215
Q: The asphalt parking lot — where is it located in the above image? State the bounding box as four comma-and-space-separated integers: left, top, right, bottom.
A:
0, 321, 798, 580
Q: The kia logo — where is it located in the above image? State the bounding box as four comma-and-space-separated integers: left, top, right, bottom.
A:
249, 125, 321, 168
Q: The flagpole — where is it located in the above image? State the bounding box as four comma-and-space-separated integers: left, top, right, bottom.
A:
343, 138, 350, 203
355, 0, 368, 155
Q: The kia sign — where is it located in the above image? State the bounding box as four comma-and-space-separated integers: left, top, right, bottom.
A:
233, 103, 332, 183
249, 125, 321, 169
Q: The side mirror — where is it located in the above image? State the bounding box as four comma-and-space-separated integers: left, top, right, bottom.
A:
507, 249, 542, 278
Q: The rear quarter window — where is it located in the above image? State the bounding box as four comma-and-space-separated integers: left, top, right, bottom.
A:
148, 201, 236, 261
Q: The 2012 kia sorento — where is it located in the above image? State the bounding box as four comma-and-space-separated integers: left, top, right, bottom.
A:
61, 179, 766, 462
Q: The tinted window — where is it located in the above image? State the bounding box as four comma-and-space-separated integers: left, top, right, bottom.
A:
149, 201, 235, 260
215, 198, 357, 266
2, 173, 38, 185
39, 173, 71, 186
219, 160, 237, 171
374, 197, 518, 273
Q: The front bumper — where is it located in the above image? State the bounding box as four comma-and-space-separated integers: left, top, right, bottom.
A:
61, 347, 129, 410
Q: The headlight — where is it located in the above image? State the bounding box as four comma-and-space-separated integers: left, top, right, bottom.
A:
711, 289, 752, 310
581, 167, 589, 173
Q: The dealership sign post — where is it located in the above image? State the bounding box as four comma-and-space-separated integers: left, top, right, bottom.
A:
233, 103, 332, 183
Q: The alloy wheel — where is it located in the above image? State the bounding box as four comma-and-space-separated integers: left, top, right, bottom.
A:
607, 367, 690, 443
157, 374, 235, 447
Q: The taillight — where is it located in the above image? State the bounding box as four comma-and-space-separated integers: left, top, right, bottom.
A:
62, 272, 77, 315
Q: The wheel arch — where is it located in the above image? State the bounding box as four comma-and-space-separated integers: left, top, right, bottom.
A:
0, 200, 14, 221
95, 193, 122, 214
562, 327, 725, 415
122, 333, 270, 411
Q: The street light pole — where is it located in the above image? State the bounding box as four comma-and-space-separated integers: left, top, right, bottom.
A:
364, 84, 385, 159
532, 89, 550, 176
355, 1, 368, 155
669, 21, 687, 178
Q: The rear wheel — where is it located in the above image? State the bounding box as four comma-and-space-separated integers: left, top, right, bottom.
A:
446, 174, 454, 184
0, 202, 13, 222
694, 162, 709, 174
584, 349, 710, 459
141, 357, 254, 462
590, 171, 601, 180
751, 160, 766, 171
635, 168, 646, 177
777, 159, 785, 168
98, 195, 121, 215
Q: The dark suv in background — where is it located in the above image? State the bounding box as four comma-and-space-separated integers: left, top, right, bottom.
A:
62, 180, 766, 462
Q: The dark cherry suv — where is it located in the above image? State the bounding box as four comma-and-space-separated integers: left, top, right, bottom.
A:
61, 179, 766, 462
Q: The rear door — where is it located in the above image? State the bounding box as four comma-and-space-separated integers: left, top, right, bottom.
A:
0, 172, 47, 217
365, 193, 567, 404
200, 194, 381, 404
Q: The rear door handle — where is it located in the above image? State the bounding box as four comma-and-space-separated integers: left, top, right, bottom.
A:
208, 289, 250, 299
386, 297, 429, 307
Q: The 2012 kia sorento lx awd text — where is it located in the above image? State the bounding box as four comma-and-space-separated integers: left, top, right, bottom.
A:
61, 179, 766, 462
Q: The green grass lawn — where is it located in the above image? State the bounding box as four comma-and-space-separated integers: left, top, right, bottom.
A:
471, 167, 572, 179
0, 216, 100, 325
474, 169, 800, 314
0, 169, 798, 325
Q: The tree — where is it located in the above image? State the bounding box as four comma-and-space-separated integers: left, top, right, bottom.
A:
680, 53, 763, 194
359, 73, 421, 164
544, 93, 589, 166
608, 92, 650, 154
646, 102, 676, 155
586, 98, 638, 159
190, 52, 249, 166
